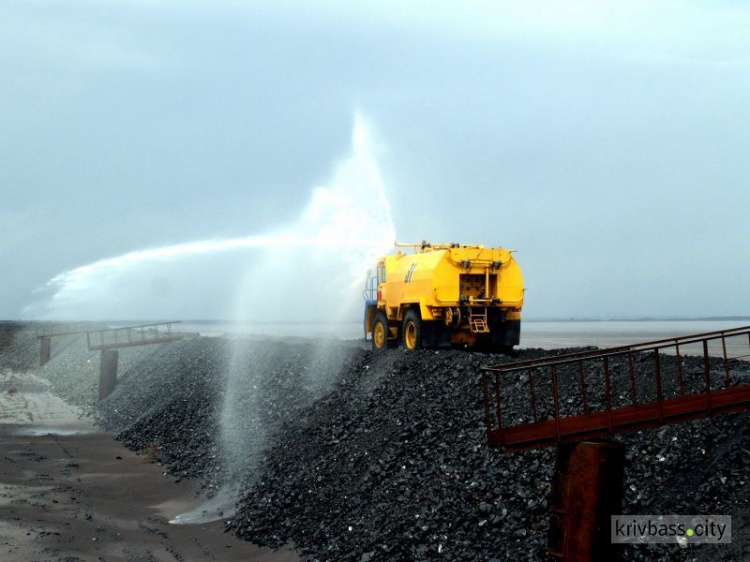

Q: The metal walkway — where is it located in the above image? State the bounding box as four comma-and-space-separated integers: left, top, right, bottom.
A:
481, 326, 750, 451
35, 322, 96, 339
86, 322, 183, 351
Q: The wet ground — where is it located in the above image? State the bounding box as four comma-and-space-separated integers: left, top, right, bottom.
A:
0, 370, 298, 562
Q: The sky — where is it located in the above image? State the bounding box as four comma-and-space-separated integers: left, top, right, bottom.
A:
1, 0, 749, 322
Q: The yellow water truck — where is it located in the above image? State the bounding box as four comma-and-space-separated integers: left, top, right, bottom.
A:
364, 241, 524, 351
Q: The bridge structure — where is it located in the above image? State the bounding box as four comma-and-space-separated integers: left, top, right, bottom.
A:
481, 325, 750, 561
36, 322, 184, 400
87, 322, 184, 400
35, 322, 96, 366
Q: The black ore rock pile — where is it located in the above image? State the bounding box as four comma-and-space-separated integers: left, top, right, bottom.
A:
98, 337, 362, 487
230, 349, 750, 562
98, 337, 228, 483
231, 348, 560, 561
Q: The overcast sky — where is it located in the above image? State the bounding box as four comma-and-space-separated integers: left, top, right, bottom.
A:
2, 0, 749, 321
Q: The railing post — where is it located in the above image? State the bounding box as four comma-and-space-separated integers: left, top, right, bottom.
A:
603, 357, 613, 432
552, 366, 561, 441
481, 370, 492, 440
703, 340, 712, 414
722, 336, 730, 386
494, 373, 503, 436
675, 342, 685, 396
654, 350, 664, 424
627, 352, 638, 405
578, 360, 590, 414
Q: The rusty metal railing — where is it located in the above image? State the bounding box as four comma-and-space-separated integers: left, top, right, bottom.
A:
481, 326, 750, 451
86, 321, 183, 351
35, 322, 96, 338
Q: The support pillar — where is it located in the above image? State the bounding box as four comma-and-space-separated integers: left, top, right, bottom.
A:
40, 337, 51, 366
548, 440, 625, 561
99, 349, 119, 401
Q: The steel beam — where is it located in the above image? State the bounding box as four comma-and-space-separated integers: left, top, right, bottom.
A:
39, 336, 51, 366
99, 349, 119, 401
548, 441, 625, 561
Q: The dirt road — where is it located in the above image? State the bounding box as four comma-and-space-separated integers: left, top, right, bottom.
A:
0, 371, 298, 562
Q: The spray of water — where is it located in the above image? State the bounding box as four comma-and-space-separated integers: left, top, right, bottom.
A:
24, 113, 396, 522
217, 114, 396, 499
23, 112, 394, 321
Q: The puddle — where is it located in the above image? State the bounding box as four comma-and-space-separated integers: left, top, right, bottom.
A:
169, 484, 239, 524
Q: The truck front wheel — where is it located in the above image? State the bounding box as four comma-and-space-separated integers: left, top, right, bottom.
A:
402, 310, 422, 351
372, 312, 389, 351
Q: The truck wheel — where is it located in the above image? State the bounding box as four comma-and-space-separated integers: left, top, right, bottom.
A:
372, 312, 389, 351
402, 310, 422, 351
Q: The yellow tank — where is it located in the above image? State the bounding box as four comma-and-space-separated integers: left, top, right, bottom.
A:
364, 242, 524, 351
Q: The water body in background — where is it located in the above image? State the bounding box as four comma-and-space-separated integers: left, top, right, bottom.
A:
182, 318, 749, 358
520, 319, 748, 352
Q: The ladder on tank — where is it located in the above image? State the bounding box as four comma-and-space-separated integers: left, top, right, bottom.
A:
362, 274, 379, 340
468, 309, 489, 333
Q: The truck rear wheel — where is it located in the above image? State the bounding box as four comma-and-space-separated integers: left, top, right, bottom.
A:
402, 310, 422, 351
372, 312, 389, 351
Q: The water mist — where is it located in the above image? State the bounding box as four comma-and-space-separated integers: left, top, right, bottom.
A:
25, 113, 396, 524
218, 114, 395, 499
